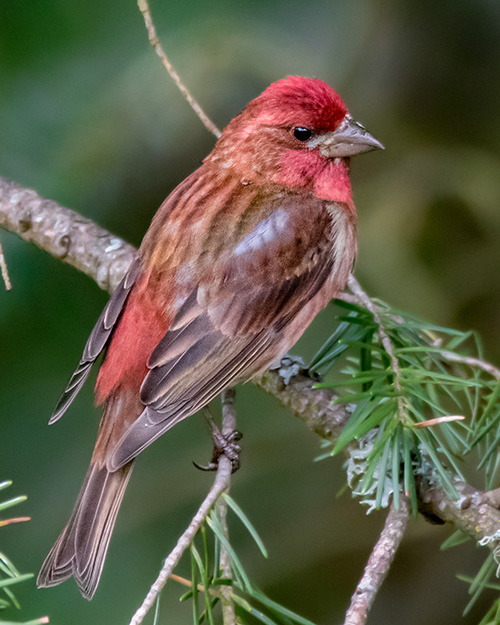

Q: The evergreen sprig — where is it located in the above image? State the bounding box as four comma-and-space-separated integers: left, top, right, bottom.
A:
0, 481, 48, 625
310, 299, 500, 513
440, 528, 500, 622
170, 494, 317, 625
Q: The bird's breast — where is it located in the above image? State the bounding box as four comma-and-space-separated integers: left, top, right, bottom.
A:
325, 201, 358, 295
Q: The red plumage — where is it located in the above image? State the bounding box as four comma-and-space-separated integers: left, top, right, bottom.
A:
276, 151, 353, 202
95, 278, 170, 403
248, 76, 348, 129
37, 76, 383, 599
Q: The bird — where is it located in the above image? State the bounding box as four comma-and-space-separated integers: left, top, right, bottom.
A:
37, 75, 383, 599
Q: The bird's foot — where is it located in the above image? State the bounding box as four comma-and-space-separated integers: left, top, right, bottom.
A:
193, 409, 242, 473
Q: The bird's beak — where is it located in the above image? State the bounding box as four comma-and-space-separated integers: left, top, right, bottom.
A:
315, 114, 385, 158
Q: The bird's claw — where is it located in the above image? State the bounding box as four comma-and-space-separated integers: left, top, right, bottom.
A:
194, 428, 243, 474
192, 459, 219, 472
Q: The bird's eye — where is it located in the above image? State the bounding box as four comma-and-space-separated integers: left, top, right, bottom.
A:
293, 127, 312, 142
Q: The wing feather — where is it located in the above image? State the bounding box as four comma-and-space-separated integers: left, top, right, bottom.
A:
108, 329, 271, 470
49, 258, 141, 424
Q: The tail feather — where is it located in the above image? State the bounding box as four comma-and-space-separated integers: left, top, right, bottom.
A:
37, 461, 134, 600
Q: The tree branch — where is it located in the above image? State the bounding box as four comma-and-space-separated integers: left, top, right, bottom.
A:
2, 176, 500, 558
343, 497, 410, 625
0, 177, 135, 292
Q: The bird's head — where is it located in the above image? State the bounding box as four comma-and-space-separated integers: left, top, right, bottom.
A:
208, 76, 383, 202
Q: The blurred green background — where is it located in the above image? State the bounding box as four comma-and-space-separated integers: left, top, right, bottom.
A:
1, 0, 500, 623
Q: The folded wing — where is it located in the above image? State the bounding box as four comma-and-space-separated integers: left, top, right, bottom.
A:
108, 190, 347, 470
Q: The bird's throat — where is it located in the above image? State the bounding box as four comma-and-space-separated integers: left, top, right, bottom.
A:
274, 149, 353, 205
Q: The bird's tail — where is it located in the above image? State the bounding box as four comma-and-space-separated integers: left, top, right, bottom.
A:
37, 459, 134, 600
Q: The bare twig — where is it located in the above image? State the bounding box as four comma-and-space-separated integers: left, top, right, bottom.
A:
0, 240, 12, 290
441, 350, 500, 380
344, 497, 410, 625
348, 275, 500, 382
256, 354, 350, 440
129, 456, 232, 625
129, 391, 236, 625
485, 488, 500, 509
348, 275, 406, 420
217, 389, 237, 625
137, 0, 221, 139
221, 388, 237, 443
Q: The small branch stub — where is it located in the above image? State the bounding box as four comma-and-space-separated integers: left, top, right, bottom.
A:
0, 240, 12, 290
414, 415, 465, 429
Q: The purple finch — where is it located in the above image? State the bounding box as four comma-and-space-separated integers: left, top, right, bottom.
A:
37, 75, 383, 599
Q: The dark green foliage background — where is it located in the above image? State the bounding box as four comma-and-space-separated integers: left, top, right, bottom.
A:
1, 1, 500, 623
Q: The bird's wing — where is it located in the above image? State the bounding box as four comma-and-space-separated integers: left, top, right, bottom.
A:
49, 258, 141, 424
108, 189, 352, 470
